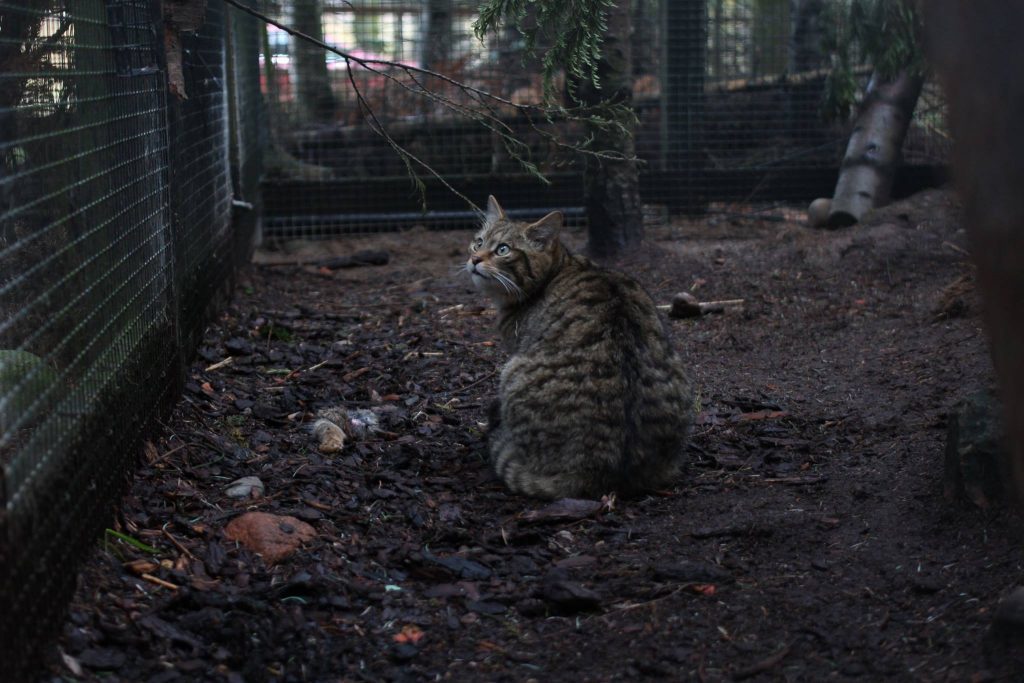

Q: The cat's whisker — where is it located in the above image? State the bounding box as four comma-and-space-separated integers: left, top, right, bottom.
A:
492, 270, 524, 301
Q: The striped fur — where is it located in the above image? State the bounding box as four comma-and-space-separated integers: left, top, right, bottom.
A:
466, 196, 694, 499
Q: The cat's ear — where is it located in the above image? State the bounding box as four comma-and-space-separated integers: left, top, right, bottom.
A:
484, 195, 506, 225
524, 211, 563, 244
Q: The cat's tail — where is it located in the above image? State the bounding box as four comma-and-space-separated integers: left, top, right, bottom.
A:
502, 461, 570, 499
493, 442, 569, 499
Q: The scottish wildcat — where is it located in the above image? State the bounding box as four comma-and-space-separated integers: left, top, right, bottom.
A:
466, 196, 694, 499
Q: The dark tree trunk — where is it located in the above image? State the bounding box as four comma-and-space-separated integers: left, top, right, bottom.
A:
926, 0, 1024, 501
422, 0, 453, 71
578, 0, 643, 259
790, 0, 827, 73
631, 0, 658, 76
752, 0, 790, 78
292, 0, 335, 123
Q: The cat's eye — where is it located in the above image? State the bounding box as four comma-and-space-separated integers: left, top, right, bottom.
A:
472, 237, 483, 250
495, 243, 511, 256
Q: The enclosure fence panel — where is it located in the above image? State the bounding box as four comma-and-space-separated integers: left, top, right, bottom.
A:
259, 0, 950, 237
0, 2, 262, 678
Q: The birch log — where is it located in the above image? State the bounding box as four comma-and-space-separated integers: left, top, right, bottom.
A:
827, 70, 924, 227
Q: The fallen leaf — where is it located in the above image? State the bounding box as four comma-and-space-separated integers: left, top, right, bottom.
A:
736, 410, 789, 422
200, 382, 215, 396
518, 498, 603, 525
689, 583, 717, 596
123, 559, 159, 576
392, 624, 425, 645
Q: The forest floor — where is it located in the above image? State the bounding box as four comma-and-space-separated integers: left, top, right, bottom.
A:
39, 189, 1024, 682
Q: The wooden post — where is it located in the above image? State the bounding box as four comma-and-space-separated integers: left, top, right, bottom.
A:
925, 0, 1024, 501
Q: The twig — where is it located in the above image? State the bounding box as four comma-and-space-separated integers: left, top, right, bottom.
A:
732, 644, 792, 680
454, 369, 499, 394
759, 475, 828, 486
205, 357, 234, 372
605, 586, 686, 615
161, 526, 197, 561
140, 573, 179, 591
941, 240, 970, 257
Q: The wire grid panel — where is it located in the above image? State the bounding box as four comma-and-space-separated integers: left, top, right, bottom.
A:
0, 0, 175, 672
259, 0, 950, 236
0, 3, 172, 509
0, 1, 257, 677
259, 0, 596, 236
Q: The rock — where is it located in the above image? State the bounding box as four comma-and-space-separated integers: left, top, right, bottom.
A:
224, 337, 254, 356
424, 551, 492, 580
224, 476, 264, 499
348, 408, 380, 437
223, 512, 316, 564
539, 579, 602, 613
944, 391, 1008, 507
313, 416, 346, 453
807, 197, 833, 227
77, 647, 126, 670
668, 292, 702, 319
538, 569, 602, 613
467, 600, 507, 615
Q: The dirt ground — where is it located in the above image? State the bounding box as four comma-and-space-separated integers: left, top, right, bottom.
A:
38, 189, 1024, 681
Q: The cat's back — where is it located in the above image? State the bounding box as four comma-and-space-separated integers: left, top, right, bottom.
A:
525, 254, 672, 355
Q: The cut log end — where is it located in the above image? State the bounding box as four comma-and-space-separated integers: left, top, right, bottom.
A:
826, 210, 859, 228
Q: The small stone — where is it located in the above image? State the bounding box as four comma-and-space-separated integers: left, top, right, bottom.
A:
224, 476, 264, 499
466, 600, 507, 615
807, 197, 833, 228
668, 292, 702, 319
313, 418, 346, 453
391, 643, 419, 661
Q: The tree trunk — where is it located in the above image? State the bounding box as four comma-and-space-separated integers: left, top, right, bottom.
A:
789, 0, 827, 73
926, 0, 1024, 502
827, 69, 923, 227
578, 0, 643, 259
752, 0, 790, 78
292, 0, 335, 124
422, 0, 453, 71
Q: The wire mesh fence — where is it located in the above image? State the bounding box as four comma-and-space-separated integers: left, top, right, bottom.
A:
0, 1, 261, 678
258, 0, 950, 238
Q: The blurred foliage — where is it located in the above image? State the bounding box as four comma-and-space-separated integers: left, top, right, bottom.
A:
473, 0, 615, 103
821, 0, 926, 121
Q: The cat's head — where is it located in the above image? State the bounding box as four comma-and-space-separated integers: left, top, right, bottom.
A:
466, 196, 564, 302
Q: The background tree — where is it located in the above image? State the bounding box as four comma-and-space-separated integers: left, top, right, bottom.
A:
813, 0, 926, 227
292, 0, 337, 123
475, 0, 644, 258
422, 0, 453, 71
753, 0, 790, 77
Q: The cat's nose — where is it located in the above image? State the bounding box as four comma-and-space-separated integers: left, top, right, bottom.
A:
471, 255, 483, 265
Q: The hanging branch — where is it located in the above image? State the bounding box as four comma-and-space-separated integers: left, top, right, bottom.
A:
220, 0, 636, 212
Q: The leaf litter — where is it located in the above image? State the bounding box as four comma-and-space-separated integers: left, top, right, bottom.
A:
37, 201, 1024, 680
